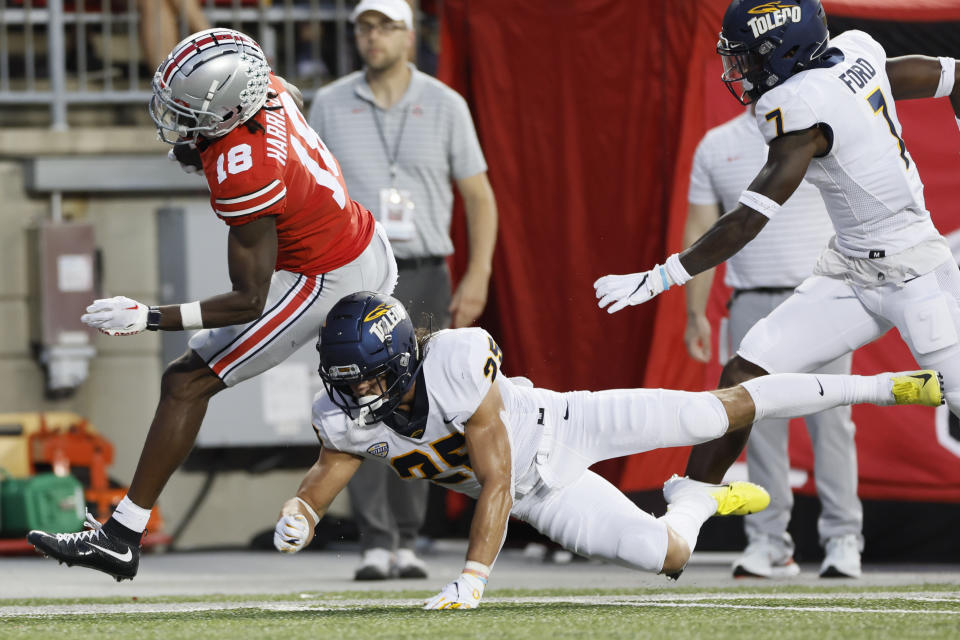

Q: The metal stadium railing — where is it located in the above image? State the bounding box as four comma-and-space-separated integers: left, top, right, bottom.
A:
0, 0, 354, 129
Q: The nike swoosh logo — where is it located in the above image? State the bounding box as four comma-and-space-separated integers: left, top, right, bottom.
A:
443, 416, 456, 424
125, 305, 139, 310
563, 403, 569, 420
816, 378, 824, 396
910, 373, 932, 387
630, 274, 649, 297
87, 542, 133, 563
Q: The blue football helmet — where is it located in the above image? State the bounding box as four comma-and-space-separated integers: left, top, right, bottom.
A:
718, 0, 830, 104
317, 291, 421, 426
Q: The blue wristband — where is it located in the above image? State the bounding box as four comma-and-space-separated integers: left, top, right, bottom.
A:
659, 266, 671, 291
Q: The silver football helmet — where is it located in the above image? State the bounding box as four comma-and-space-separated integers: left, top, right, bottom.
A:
149, 28, 271, 144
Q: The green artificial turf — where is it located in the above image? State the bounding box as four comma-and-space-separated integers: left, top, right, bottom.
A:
2, 585, 958, 640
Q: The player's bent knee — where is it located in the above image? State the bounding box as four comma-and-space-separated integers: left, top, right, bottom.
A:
677, 393, 729, 442
615, 524, 671, 574
160, 350, 224, 401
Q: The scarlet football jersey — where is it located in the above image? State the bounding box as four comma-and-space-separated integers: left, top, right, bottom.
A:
200, 74, 374, 275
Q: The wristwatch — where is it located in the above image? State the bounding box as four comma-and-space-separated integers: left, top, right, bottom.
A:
146, 306, 162, 331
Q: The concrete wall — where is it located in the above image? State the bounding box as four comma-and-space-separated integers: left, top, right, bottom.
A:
0, 129, 347, 550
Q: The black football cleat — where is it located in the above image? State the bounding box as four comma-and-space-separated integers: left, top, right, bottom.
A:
27, 513, 140, 582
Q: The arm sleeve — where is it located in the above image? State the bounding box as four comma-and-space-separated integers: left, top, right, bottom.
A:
447, 91, 488, 180
687, 137, 719, 205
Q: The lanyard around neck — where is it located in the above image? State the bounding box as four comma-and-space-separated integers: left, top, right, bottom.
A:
371, 102, 411, 182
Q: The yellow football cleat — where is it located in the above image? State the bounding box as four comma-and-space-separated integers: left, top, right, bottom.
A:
709, 481, 771, 516
891, 370, 944, 407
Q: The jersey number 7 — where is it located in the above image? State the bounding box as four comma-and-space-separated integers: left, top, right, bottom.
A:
866, 88, 910, 170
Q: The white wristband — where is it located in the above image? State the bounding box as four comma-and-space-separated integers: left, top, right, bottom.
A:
463, 560, 491, 579
739, 190, 781, 219
295, 497, 320, 527
956, 116, 960, 134
934, 57, 956, 99
180, 301, 203, 330
664, 253, 692, 286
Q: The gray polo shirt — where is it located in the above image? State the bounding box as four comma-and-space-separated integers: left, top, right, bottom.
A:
308, 65, 487, 259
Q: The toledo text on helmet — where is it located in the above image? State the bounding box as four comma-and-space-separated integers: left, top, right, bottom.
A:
366, 303, 407, 344
747, 2, 803, 39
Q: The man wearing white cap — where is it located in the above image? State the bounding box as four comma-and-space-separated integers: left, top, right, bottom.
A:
309, 0, 498, 581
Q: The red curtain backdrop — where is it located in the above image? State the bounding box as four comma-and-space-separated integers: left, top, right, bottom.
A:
439, 0, 960, 501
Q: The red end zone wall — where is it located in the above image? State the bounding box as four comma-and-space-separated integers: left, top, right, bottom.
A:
437, 0, 960, 501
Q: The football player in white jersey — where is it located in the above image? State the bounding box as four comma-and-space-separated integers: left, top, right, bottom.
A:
273, 292, 941, 609
594, 0, 960, 485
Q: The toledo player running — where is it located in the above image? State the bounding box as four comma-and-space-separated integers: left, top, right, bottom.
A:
27, 29, 397, 580
273, 292, 942, 609
594, 0, 960, 484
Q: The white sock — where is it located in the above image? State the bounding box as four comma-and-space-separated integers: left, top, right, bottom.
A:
112, 495, 152, 533
741, 373, 893, 422
658, 486, 717, 554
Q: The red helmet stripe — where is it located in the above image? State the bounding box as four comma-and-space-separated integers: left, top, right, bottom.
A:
162, 35, 217, 84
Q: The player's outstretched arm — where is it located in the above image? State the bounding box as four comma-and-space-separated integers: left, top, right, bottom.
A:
200, 216, 279, 327
81, 216, 279, 335
888, 56, 958, 100
594, 128, 825, 314
423, 382, 512, 610
681, 127, 824, 275
274, 446, 363, 554
888, 55, 960, 128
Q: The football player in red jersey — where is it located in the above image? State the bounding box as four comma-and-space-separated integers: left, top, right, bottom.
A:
27, 29, 398, 581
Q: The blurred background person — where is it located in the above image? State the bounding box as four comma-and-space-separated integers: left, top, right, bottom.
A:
682, 106, 864, 578
138, 0, 210, 71
308, 0, 498, 580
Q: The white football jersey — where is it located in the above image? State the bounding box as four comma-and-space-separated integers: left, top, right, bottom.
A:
311, 328, 552, 499
755, 30, 941, 259
689, 110, 834, 289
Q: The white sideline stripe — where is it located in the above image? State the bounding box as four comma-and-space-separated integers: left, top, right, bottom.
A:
215, 179, 282, 205
2, 593, 959, 618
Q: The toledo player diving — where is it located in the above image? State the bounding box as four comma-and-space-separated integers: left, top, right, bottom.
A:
274, 291, 942, 609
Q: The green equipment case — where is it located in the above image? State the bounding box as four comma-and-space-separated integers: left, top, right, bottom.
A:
0, 471, 85, 536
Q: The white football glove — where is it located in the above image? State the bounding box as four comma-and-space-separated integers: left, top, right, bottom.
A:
594, 266, 670, 314
81, 296, 149, 336
273, 513, 311, 554
423, 572, 486, 610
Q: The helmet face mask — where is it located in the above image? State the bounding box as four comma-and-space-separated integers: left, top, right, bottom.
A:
149, 28, 271, 145
718, 0, 830, 105
149, 93, 207, 144
718, 36, 769, 104
318, 292, 422, 431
